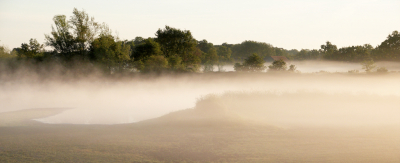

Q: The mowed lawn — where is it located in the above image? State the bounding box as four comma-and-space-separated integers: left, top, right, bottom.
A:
0, 109, 399, 163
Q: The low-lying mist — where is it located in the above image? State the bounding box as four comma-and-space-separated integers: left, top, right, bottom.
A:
1, 61, 400, 126
194, 91, 400, 127
219, 61, 400, 73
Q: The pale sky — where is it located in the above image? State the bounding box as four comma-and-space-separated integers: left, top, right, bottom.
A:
0, 0, 399, 50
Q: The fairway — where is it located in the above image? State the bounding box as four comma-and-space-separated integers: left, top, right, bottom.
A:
1, 106, 399, 163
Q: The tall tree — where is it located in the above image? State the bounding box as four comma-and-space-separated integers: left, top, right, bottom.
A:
216, 44, 232, 63
45, 8, 103, 60
155, 26, 200, 69
69, 8, 101, 57
321, 41, 338, 60
375, 30, 400, 60
45, 15, 75, 57
198, 39, 218, 65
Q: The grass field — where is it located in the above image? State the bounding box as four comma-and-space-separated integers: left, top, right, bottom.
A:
1, 104, 399, 162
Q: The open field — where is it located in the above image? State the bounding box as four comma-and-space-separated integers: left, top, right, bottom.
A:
1, 90, 400, 162
1, 73, 400, 162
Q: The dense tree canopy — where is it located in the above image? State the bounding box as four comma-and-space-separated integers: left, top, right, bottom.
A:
373, 31, 400, 61
198, 39, 218, 65
90, 34, 131, 72
216, 44, 232, 63
155, 26, 200, 70
132, 38, 162, 62
231, 41, 275, 61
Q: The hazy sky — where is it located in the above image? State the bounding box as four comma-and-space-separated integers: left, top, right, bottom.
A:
0, 0, 399, 50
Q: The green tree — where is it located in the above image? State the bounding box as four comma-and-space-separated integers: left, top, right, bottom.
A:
376, 67, 388, 73
155, 26, 196, 57
268, 59, 287, 71
216, 43, 232, 63
234, 53, 265, 72
45, 8, 103, 60
361, 58, 376, 73
233, 63, 244, 71
69, 8, 101, 57
231, 41, 275, 61
91, 34, 131, 72
198, 40, 218, 72
155, 26, 200, 70
45, 15, 75, 56
288, 64, 297, 72
321, 41, 338, 60
143, 55, 168, 73
0, 44, 13, 59
132, 38, 162, 62
168, 55, 184, 71
294, 49, 321, 60
132, 36, 145, 45
375, 30, 400, 60
19, 38, 45, 59
198, 39, 218, 64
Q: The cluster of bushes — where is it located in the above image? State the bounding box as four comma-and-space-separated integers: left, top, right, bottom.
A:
233, 54, 297, 73
293, 31, 400, 62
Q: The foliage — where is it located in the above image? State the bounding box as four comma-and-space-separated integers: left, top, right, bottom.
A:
132, 38, 162, 62
198, 39, 218, 65
274, 47, 294, 60
348, 69, 359, 73
216, 44, 232, 63
203, 61, 214, 72
0, 44, 15, 59
19, 38, 45, 59
45, 8, 104, 60
376, 67, 388, 73
45, 15, 75, 56
167, 55, 184, 71
233, 63, 244, 71
231, 40, 275, 61
133, 60, 144, 72
268, 59, 287, 71
361, 58, 376, 73
155, 26, 200, 69
234, 53, 265, 72
143, 55, 168, 73
90, 34, 131, 72
294, 49, 321, 60
321, 41, 338, 60
288, 64, 297, 72
374, 30, 400, 61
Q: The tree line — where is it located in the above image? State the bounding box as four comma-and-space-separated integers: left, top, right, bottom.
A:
0, 8, 399, 74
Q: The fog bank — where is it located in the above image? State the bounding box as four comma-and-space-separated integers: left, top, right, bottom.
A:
1, 71, 400, 125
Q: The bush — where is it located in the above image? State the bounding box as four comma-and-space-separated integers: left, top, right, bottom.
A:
348, 69, 359, 73
376, 67, 388, 73
234, 53, 265, 72
268, 59, 287, 71
288, 64, 297, 72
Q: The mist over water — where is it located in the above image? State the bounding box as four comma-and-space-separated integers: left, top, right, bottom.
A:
1, 61, 400, 125
221, 61, 400, 73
